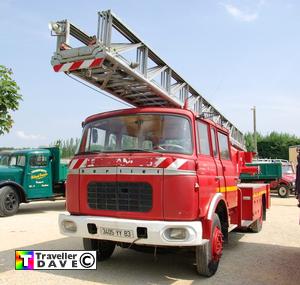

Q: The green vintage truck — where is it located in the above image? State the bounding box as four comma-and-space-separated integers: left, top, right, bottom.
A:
240, 159, 296, 198
0, 147, 68, 216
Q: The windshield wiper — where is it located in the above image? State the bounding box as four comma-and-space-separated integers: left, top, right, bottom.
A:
76, 151, 102, 155
119, 149, 161, 153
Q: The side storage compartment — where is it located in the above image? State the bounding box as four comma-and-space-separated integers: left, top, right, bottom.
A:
237, 183, 270, 232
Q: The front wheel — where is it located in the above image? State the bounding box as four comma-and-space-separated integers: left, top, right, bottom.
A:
83, 238, 115, 261
278, 185, 290, 198
195, 213, 223, 277
0, 186, 20, 217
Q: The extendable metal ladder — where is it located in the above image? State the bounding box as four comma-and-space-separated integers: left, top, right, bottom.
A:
50, 10, 245, 150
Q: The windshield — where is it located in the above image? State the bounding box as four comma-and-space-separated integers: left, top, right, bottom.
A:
282, 164, 294, 174
77, 114, 193, 155
0, 155, 10, 166
9, 155, 26, 167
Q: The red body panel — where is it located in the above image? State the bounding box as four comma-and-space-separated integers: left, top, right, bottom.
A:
163, 173, 199, 220
196, 154, 219, 218
66, 173, 80, 213
240, 184, 270, 221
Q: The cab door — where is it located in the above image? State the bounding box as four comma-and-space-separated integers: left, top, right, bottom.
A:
217, 131, 238, 209
196, 121, 218, 214
26, 153, 53, 199
210, 127, 226, 195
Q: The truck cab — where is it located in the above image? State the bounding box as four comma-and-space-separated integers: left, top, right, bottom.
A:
0, 147, 67, 216
59, 107, 269, 277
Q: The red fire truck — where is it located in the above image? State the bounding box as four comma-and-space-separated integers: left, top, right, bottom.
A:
50, 10, 270, 277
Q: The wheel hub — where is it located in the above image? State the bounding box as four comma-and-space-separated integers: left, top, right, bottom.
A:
5, 193, 17, 210
279, 187, 286, 195
212, 226, 223, 261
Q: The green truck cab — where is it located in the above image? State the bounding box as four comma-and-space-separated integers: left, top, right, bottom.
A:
0, 147, 68, 216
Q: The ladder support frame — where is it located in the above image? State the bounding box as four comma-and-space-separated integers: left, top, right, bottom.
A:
50, 10, 246, 150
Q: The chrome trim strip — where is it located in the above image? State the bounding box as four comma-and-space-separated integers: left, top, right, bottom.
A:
68, 169, 80, 175
164, 169, 196, 176
80, 167, 117, 175
118, 167, 163, 175
77, 167, 196, 176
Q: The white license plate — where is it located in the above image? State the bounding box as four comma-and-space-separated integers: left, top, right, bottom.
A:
100, 227, 134, 238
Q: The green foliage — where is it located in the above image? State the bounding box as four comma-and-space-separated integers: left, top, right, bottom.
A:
0, 65, 22, 135
244, 132, 255, 152
244, 131, 300, 160
51, 138, 80, 158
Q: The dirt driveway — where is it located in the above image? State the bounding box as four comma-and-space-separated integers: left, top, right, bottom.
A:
0, 196, 299, 285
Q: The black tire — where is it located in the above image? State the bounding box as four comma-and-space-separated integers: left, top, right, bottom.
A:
83, 238, 115, 261
249, 203, 263, 233
277, 185, 290, 198
196, 213, 223, 277
0, 186, 20, 217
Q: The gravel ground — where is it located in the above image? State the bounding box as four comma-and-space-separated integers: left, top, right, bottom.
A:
0, 196, 299, 285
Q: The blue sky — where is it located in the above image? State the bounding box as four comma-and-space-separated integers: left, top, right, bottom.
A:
0, 0, 299, 147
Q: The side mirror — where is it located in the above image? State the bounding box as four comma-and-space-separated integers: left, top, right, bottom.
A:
92, 129, 98, 143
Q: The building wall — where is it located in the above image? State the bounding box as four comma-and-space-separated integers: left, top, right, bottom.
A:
289, 146, 299, 166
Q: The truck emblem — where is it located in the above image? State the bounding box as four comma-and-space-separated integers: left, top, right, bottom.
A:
31, 169, 48, 180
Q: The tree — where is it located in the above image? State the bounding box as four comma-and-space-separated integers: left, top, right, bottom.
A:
244, 131, 300, 159
244, 132, 255, 152
0, 65, 22, 135
50, 138, 80, 158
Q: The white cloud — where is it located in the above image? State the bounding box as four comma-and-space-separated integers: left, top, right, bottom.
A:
223, 3, 258, 22
16, 131, 46, 140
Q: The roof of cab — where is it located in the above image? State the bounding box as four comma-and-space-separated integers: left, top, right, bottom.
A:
10, 149, 50, 156
84, 107, 195, 125
84, 107, 229, 134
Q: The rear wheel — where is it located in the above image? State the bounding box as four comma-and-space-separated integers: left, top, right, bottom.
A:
0, 186, 20, 217
278, 185, 290, 198
83, 238, 115, 261
195, 213, 223, 277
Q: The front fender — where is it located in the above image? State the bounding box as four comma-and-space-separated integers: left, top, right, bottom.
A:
206, 193, 226, 220
202, 193, 227, 239
0, 181, 27, 203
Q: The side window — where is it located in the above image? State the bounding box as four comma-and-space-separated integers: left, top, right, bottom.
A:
10, 156, 17, 166
89, 128, 106, 151
197, 121, 211, 156
17, 156, 26, 167
30, 155, 48, 167
218, 132, 230, 160
211, 128, 219, 157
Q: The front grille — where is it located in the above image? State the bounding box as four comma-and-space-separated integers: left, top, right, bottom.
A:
87, 182, 152, 212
